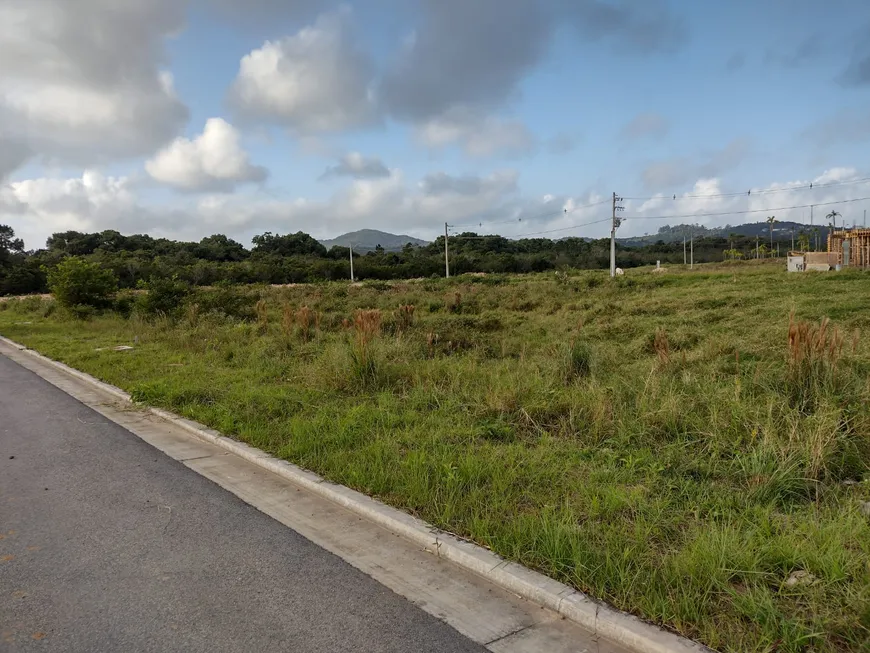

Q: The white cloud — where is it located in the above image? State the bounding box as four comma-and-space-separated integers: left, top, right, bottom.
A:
417, 108, 536, 158
146, 118, 268, 192
625, 168, 870, 236
229, 8, 377, 133
0, 0, 188, 173
0, 170, 142, 249
321, 153, 391, 180
5, 167, 868, 252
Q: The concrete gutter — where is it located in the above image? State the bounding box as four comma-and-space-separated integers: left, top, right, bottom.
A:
0, 334, 711, 653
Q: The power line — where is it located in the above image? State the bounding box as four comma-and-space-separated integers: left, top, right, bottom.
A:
623, 176, 870, 202
447, 198, 610, 233
450, 217, 612, 240
622, 195, 870, 222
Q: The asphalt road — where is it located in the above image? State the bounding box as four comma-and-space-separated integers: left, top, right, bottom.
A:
0, 354, 484, 653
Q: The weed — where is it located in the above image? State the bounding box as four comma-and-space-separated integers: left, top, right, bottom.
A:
350, 309, 382, 384
185, 302, 200, 328
653, 327, 670, 366
785, 312, 846, 412
395, 304, 416, 333
447, 291, 462, 313
561, 340, 594, 383
255, 299, 268, 331
281, 302, 294, 340
297, 306, 314, 342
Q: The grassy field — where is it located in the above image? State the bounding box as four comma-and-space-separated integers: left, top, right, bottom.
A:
2, 261, 869, 652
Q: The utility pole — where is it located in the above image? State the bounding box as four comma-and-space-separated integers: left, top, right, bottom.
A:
349, 243, 355, 282
791, 228, 795, 252
864, 209, 866, 228
610, 192, 624, 277
690, 231, 694, 270
683, 237, 687, 265
756, 235, 760, 259
444, 222, 450, 279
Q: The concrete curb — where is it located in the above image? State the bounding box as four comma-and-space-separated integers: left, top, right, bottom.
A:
0, 334, 711, 653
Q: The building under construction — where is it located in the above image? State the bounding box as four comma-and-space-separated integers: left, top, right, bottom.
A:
787, 228, 870, 271
828, 228, 870, 269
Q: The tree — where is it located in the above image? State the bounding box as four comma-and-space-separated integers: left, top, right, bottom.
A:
758, 243, 768, 259
766, 216, 777, 251
251, 231, 327, 257
826, 210, 841, 230
0, 225, 25, 261
798, 231, 810, 252
197, 234, 248, 262
47, 257, 118, 309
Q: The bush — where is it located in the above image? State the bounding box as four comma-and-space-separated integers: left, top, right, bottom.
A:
136, 277, 191, 317
46, 257, 117, 309
112, 291, 136, 319
192, 284, 259, 320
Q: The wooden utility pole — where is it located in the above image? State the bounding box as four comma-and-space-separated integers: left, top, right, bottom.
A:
683, 237, 687, 265
444, 223, 450, 278
349, 243, 355, 282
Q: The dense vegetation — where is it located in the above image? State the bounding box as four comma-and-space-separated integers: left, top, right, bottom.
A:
2, 262, 869, 652
0, 223, 807, 297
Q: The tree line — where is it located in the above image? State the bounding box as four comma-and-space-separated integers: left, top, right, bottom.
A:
0, 224, 793, 296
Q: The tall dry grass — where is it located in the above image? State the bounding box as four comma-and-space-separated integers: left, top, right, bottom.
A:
350, 309, 382, 383
786, 311, 846, 412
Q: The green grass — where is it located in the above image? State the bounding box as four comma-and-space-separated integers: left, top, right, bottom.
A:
3, 261, 870, 652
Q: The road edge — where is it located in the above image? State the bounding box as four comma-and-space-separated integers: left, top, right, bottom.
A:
0, 334, 710, 653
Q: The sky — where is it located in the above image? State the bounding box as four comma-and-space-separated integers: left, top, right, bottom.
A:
2, 0, 870, 251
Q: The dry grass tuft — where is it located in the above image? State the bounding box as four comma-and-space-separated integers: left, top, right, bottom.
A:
653, 327, 670, 366
281, 302, 294, 339
185, 302, 200, 328
297, 306, 313, 342
447, 291, 462, 313
787, 311, 843, 369
350, 309, 382, 382
786, 311, 848, 412
395, 304, 415, 333
255, 299, 268, 332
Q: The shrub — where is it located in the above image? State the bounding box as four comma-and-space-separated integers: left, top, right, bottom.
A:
47, 257, 117, 309
192, 284, 258, 320
112, 291, 136, 319
136, 277, 191, 317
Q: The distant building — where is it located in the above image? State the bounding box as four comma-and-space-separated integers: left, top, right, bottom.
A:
828, 229, 870, 269
787, 228, 870, 272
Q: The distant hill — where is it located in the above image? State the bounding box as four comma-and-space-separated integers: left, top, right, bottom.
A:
320, 229, 428, 252
619, 220, 810, 247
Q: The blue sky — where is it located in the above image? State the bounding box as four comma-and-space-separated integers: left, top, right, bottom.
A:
2, 0, 870, 250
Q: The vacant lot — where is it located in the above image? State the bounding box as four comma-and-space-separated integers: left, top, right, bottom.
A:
2, 262, 869, 652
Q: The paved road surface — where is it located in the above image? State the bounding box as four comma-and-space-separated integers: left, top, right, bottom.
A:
0, 354, 484, 653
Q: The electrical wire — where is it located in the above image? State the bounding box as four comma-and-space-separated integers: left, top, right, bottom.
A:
622, 176, 870, 202
450, 217, 612, 240
622, 196, 870, 222
447, 197, 610, 233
